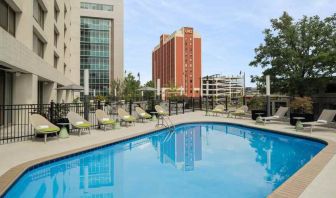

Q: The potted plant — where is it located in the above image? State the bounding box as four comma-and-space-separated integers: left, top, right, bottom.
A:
247, 95, 266, 120
289, 97, 314, 125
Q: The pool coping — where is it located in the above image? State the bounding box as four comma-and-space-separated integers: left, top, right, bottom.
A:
0, 120, 335, 197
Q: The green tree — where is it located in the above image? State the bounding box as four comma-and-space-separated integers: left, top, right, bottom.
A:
122, 72, 141, 99
250, 12, 336, 96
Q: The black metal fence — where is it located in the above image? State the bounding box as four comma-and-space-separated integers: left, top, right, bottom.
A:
1, 95, 335, 144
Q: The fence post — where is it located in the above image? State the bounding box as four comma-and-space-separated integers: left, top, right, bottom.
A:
50, 100, 55, 123
199, 96, 202, 110
169, 99, 171, 116
84, 97, 89, 121
211, 96, 214, 109
182, 98, 185, 114
225, 96, 228, 111
192, 97, 195, 112
129, 99, 133, 115
98, 100, 102, 110
175, 100, 178, 115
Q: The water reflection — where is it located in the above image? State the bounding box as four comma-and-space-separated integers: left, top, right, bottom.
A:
150, 125, 202, 171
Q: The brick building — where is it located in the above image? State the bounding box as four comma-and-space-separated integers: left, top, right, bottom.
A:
152, 27, 201, 98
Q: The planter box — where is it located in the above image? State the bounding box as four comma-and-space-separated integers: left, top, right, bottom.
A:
289, 113, 314, 125
251, 110, 267, 120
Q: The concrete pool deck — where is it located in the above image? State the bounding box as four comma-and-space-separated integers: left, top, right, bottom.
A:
0, 111, 335, 197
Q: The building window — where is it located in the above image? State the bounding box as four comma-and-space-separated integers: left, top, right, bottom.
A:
64, 64, 66, 74
54, 1, 59, 22
80, 2, 113, 11
33, 33, 44, 58
0, 0, 15, 36
54, 30, 58, 47
33, 0, 45, 29
54, 55, 58, 69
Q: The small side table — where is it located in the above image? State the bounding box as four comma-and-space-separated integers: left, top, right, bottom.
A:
255, 113, 264, 124
227, 110, 235, 118
57, 123, 70, 138
293, 117, 305, 131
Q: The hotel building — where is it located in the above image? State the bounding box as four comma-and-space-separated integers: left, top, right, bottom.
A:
0, 0, 124, 106
152, 27, 201, 98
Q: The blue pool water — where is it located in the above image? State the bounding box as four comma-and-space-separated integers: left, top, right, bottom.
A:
4, 123, 325, 198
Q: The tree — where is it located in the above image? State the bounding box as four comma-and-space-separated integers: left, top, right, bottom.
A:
250, 12, 336, 96
110, 73, 141, 100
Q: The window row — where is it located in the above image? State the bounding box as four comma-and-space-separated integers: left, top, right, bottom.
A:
80, 43, 109, 51
80, 51, 109, 57
80, 2, 113, 12
81, 29, 110, 38
80, 57, 109, 65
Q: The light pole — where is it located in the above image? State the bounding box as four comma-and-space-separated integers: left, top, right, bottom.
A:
84, 69, 89, 120
240, 71, 246, 105
266, 75, 271, 116
205, 76, 209, 116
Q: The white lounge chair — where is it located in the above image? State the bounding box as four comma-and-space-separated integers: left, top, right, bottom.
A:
303, 109, 336, 133
261, 106, 289, 124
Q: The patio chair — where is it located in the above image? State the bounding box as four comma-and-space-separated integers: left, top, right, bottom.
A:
135, 107, 152, 122
231, 105, 249, 118
67, 111, 92, 136
155, 105, 169, 116
303, 109, 336, 133
96, 109, 116, 131
211, 105, 225, 116
30, 114, 60, 143
260, 106, 289, 124
117, 108, 136, 126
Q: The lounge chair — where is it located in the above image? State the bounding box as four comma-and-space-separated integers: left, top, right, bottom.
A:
30, 114, 60, 143
135, 107, 152, 122
67, 112, 92, 136
303, 109, 336, 133
96, 109, 116, 131
211, 105, 225, 116
231, 105, 249, 118
260, 106, 289, 124
155, 105, 169, 116
117, 108, 136, 126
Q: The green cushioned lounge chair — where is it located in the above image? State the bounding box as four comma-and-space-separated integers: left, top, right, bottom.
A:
96, 109, 116, 131
135, 107, 152, 122
211, 105, 225, 116
231, 105, 249, 118
30, 114, 60, 143
67, 111, 92, 136
118, 108, 136, 126
155, 105, 169, 117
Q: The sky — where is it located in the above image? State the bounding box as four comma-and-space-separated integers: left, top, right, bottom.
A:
124, 0, 336, 87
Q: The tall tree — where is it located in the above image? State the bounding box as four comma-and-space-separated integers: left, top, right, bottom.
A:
250, 12, 336, 96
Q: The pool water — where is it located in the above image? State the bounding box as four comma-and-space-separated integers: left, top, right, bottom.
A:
4, 123, 325, 198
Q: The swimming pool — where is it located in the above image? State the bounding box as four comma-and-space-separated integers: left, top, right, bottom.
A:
3, 123, 325, 198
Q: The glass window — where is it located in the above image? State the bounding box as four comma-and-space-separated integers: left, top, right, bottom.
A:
0, 0, 15, 36
54, 55, 58, 69
80, 2, 113, 12
33, 33, 44, 58
33, 0, 44, 29
54, 31, 58, 47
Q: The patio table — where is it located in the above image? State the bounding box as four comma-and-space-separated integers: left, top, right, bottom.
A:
293, 117, 305, 131
57, 123, 70, 138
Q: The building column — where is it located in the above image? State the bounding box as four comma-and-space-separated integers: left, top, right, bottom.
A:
65, 90, 72, 103
43, 82, 57, 103
57, 90, 65, 103
13, 73, 38, 104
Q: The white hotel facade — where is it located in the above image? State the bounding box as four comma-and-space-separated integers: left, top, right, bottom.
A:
0, 0, 123, 106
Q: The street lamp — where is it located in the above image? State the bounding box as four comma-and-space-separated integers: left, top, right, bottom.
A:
205, 75, 209, 116
240, 71, 246, 105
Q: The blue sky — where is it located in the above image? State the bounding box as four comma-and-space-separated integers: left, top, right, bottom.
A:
124, 0, 336, 86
